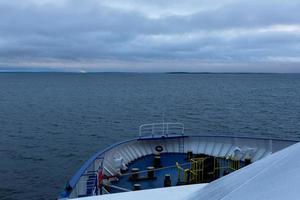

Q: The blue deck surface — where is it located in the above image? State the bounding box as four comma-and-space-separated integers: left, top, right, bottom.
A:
109, 153, 246, 193
111, 153, 188, 192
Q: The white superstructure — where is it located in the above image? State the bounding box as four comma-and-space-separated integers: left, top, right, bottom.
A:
68, 141, 300, 200
60, 123, 298, 200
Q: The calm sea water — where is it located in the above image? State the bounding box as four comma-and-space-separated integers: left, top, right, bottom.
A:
0, 73, 300, 200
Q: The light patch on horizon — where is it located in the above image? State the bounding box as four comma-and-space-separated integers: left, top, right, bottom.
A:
98, 0, 229, 19
0, 0, 300, 72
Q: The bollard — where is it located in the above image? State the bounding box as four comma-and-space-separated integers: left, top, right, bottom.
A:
153, 156, 161, 168
131, 168, 139, 180
133, 184, 141, 191
187, 151, 193, 160
164, 174, 171, 187
147, 166, 155, 178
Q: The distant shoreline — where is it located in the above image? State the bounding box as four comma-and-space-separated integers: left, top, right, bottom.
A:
165, 72, 278, 74
0, 71, 296, 74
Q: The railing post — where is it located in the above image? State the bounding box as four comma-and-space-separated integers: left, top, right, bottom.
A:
269, 139, 273, 153
166, 123, 169, 136
152, 124, 154, 137
139, 126, 141, 138
139, 122, 185, 138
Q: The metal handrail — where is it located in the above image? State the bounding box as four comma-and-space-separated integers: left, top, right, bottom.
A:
139, 122, 184, 138
103, 184, 131, 192
61, 133, 298, 199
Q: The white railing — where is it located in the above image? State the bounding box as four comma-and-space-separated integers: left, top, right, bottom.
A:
70, 157, 104, 198
139, 122, 184, 138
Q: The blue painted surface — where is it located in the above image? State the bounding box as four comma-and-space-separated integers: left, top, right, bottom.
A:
111, 153, 188, 192
61, 135, 297, 198
59, 138, 137, 198
68, 135, 297, 192
68, 138, 137, 190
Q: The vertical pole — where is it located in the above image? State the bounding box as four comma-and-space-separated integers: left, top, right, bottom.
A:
162, 113, 165, 136
177, 167, 180, 183
139, 126, 142, 138
152, 124, 154, 137
166, 123, 169, 136
269, 139, 273, 153
201, 158, 204, 182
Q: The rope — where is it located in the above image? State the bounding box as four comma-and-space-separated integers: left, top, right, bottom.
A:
102, 183, 131, 192
119, 162, 191, 177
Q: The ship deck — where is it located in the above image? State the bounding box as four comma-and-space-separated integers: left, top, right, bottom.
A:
111, 153, 187, 192
61, 125, 297, 199
109, 152, 246, 193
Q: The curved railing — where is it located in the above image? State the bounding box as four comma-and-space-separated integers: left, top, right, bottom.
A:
59, 133, 299, 199
59, 138, 137, 199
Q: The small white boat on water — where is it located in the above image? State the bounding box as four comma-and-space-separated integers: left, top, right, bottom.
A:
58, 122, 299, 200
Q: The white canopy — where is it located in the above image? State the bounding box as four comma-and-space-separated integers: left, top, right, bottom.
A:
185, 141, 300, 200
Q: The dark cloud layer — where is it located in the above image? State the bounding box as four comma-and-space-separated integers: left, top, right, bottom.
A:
0, 0, 300, 72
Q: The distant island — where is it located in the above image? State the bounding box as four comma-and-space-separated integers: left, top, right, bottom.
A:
166, 72, 275, 74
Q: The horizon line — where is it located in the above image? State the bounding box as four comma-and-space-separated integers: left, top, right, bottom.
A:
0, 71, 300, 74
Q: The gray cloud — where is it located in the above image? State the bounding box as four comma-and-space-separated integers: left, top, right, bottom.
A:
0, 0, 300, 72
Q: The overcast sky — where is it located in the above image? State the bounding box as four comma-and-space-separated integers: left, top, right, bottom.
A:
0, 0, 300, 72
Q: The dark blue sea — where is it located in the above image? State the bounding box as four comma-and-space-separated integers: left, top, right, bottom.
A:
0, 73, 300, 200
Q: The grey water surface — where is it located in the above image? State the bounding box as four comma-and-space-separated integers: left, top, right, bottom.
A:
0, 73, 300, 200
